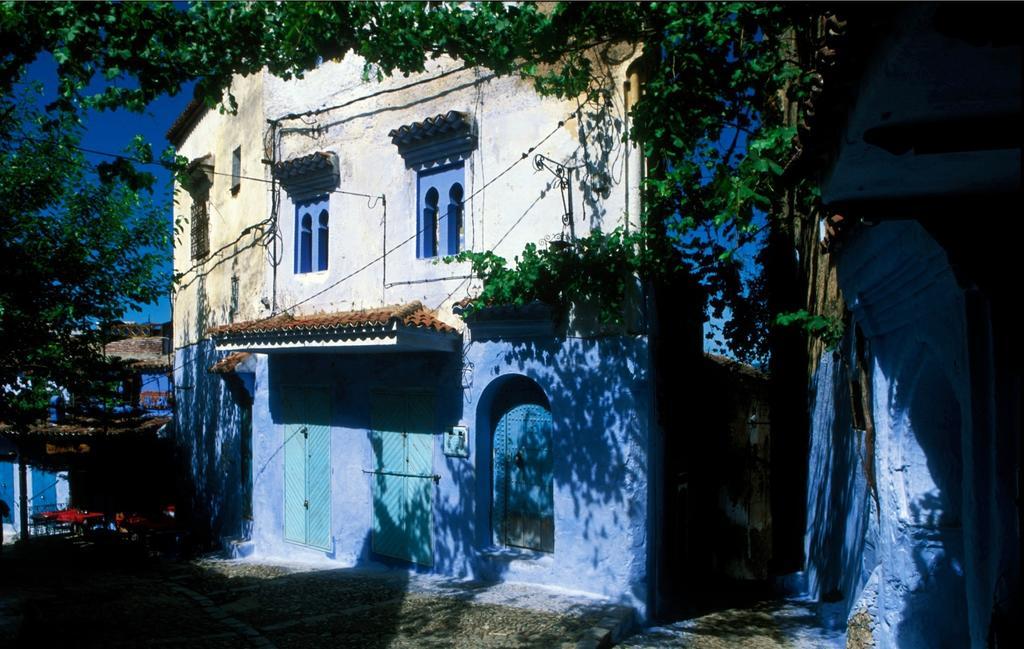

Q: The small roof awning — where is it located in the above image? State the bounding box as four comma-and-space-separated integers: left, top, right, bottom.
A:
209, 352, 254, 374
0, 415, 171, 440
208, 302, 460, 354
104, 336, 172, 372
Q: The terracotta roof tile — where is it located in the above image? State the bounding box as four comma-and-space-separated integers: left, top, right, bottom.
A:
389, 111, 470, 146
166, 98, 208, 145
0, 415, 171, 439
272, 151, 336, 182
208, 302, 457, 337
105, 337, 171, 370
209, 352, 252, 374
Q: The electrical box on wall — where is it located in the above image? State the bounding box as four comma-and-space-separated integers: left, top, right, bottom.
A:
444, 425, 469, 458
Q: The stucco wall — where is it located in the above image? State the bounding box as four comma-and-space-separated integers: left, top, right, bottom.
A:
804, 220, 1017, 649
803, 349, 877, 624
173, 47, 659, 616
247, 333, 653, 615
173, 340, 251, 545
172, 73, 269, 350
262, 52, 642, 320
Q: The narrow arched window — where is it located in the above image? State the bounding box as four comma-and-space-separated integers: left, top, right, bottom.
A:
317, 210, 329, 271
423, 187, 439, 258
446, 182, 463, 255
416, 164, 464, 259
299, 213, 313, 273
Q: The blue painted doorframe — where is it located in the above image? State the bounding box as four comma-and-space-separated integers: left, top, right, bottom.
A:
370, 391, 436, 566
494, 404, 554, 552
282, 386, 331, 550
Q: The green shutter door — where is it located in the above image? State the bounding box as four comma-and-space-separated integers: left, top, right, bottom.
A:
496, 404, 554, 552
304, 388, 331, 550
371, 392, 435, 565
282, 387, 331, 550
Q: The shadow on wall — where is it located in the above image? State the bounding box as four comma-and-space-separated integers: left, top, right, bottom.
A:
803, 345, 875, 625
892, 353, 968, 649
259, 333, 648, 610
174, 274, 252, 548
469, 337, 648, 605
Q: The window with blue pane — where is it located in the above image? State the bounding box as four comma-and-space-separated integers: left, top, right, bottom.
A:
417, 164, 464, 258
295, 195, 329, 273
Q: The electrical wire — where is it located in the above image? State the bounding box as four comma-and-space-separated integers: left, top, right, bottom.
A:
268, 107, 581, 318
13, 103, 587, 340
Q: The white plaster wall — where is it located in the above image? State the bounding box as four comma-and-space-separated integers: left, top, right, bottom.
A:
262, 52, 642, 322
172, 73, 270, 350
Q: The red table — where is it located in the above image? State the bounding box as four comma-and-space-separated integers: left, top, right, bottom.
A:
37, 508, 105, 525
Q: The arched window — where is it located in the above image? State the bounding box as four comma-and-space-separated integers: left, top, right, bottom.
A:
422, 187, 439, 258
295, 195, 328, 274
446, 182, 463, 255
317, 210, 329, 271
417, 164, 464, 259
299, 213, 313, 273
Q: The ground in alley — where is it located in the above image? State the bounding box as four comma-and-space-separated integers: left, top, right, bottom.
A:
1, 536, 844, 648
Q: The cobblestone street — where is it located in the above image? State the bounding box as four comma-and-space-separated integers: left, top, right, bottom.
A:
617, 601, 845, 649
0, 537, 632, 648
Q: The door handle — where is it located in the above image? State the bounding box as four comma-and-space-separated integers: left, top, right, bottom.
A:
514, 450, 525, 469
303, 499, 309, 509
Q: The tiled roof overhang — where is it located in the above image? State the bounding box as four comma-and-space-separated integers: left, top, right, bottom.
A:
166, 98, 208, 146
208, 302, 460, 353
389, 111, 476, 170
104, 337, 172, 371
272, 151, 339, 200
0, 415, 171, 439
209, 352, 253, 374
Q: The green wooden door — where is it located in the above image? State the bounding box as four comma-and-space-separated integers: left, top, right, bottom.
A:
494, 404, 554, 552
370, 392, 435, 565
283, 387, 331, 550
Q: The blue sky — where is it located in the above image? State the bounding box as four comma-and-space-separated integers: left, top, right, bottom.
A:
25, 54, 194, 325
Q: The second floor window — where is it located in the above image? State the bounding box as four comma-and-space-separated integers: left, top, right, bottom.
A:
296, 196, 329, 274
417, 164, 464, 258
191, 194, 209, 260
231, 146, 241, 194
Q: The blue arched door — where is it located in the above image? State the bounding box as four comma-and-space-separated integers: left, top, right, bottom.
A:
494, 404, 554, 552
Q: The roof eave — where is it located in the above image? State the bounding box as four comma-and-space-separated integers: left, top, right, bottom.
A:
212, 323, 459, 354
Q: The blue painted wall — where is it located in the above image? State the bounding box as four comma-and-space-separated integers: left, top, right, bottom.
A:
245, 334, 655, 616
173, 339, 252, 546
0, 460, 14, 528
804, 221, 1018, 648
29, 466, 60, 513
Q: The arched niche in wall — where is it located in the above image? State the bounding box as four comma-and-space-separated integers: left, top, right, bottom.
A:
477, 374, 554, 553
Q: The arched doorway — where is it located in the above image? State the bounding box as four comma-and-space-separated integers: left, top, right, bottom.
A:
490, 377, 554, 552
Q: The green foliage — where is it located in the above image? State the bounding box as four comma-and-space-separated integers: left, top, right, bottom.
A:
0, 86, 167, 425
447, 227, 654, 326
0, 1, 820, 366
775, 310, 845, 350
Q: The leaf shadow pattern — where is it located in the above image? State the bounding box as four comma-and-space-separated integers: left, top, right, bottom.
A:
173, 274, 252, 549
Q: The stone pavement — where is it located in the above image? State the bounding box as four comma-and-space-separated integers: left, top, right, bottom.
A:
616, 600, 846, 649
0, 536, 633, 648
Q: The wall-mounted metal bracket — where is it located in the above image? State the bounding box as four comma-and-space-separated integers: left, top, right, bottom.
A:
533, 154, 584, 241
